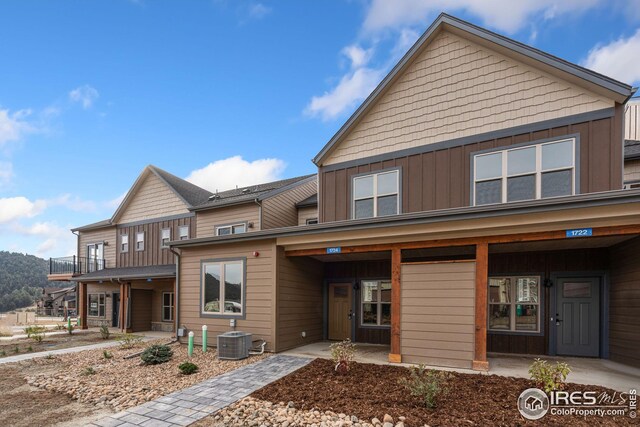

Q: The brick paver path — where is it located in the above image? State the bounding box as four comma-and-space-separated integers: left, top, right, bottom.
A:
90, 355, 311, 427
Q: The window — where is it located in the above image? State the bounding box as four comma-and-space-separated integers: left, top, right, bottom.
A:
306, 218, 318, 225
216, 223, 247, 236
360, 280, 391, 326
178, 225, 189, 240
120, 234, 129, 252
353, 170, 400, 219
88, 294, 105, 317
162, 292, 174, 321
161, 228, 171, 248
474, 139, 575, 205
488, 276, 540, 333
202, 259, 244, 316
136, 232, 144, 251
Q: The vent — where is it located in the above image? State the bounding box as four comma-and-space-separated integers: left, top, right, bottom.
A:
217, 331, 252, 360
242, 188, 251, 194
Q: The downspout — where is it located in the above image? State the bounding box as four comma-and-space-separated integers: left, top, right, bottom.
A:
170, 247, 181, 339
72, 230, 80, 318
254, 198, 262, 230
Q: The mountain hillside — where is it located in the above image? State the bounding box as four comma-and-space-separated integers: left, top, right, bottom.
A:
0, 251, 69, 312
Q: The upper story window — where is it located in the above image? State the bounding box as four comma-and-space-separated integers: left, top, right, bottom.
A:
161, 228, 171, 248
353, 170, 400, 219
178, 225, 189, 240
216, 223, 246, 236
474, 138, 575, 206
120, 234, 129, 253
136, 232, 145, 251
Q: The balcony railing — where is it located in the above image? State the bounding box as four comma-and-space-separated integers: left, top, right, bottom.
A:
49, 256, 107, 276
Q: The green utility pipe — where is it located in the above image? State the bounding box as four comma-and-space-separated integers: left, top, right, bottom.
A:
67, 317, 71, 331
188, 331, 194, 357
202, 325, 208, 353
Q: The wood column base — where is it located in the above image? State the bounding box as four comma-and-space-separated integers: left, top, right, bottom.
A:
472, 360, 489, 371
388, 353, 402, 363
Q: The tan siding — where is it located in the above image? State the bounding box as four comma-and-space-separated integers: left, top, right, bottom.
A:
324, 30, 613, 166
624, 159, 640, 183
195, 204, 261, 238
78, 227, 117, 268
625, 102, 640, 140
297, 206, 318, 226
178, 240, 276, 350
275, 247, 324, 351
118, 173, 189, 223
85, 283, 118, 327
400, 261, 476, 368
261, 179, 318, 229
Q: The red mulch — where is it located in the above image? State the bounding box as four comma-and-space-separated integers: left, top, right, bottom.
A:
251, 359, 634, 426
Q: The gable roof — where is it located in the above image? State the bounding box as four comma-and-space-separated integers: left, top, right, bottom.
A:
296, 193, 317, 208
313, 13, 636, 166
191, 174, 316, 211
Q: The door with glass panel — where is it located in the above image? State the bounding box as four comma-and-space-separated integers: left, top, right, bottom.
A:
87, 243, 104, 272
328, 283, 352, 340
556, 278, 600, 357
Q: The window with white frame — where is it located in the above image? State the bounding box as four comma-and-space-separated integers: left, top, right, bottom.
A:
306, 218, 318, 225
216, 223, 246, 236
88, 293, 105, 317
162, 292, 174, 322
161, 228, 171, 248
361, 280, 391, 326
488, 276, 540, 333
474, 139, 575, 205
202, 260, 244, 315
353, 170, 400, 219
136, 232, 144, 251
178, 225, 189, 240
120, 234, 129, 252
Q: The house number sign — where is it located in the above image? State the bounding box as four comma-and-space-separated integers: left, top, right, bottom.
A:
565, 228, 593, 238
326, 247, 342, 254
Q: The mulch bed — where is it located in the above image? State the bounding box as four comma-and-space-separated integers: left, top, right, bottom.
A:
252, 358, 634, 426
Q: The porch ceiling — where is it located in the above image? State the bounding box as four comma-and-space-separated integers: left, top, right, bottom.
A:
310, 250, 391, 262
489, 234, 637, 253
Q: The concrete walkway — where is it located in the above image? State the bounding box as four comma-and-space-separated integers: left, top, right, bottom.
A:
0, 340, 122, 364
91, 355, 311, 427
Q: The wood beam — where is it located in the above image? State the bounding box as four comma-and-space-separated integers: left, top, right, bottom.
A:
473, 242, 489, 371
119, 282, 126, 331
79, 282, 88, 330
389, 247, 402, 363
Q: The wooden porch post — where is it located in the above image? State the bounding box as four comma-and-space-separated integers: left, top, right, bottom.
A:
79, 282, 88, 329
473, 242, 489, 371
389, 247, 402, 363
119, 282, 126, 332
120, 282, 131, 333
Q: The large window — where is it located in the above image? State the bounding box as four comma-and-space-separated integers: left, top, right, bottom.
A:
488, 276, 540, 333
361, 280, 391, 326
120, 234, 128, 253
162, 292, 174, 322
161, 228, 171, 248
202, 259, 244, 316
136, 232, 144, 251
216, 223, 246, 236
353, 170, 400, 219
88, 294, 105, 317
178, 225, 189, 240
474, 139, 575, 205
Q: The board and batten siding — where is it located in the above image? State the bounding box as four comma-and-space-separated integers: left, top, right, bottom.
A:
275, 247, 324, 351
78, 227, 117, 268
195, 203, 261, 238
297, 206, 318, 226
178, 240, 276, 350
261, 179, 317, 230
400, 261, 476, 368
609, 237, 640, 368
118, 172, 189, 223
323, 30, 613, 166
626, 102, 640, 140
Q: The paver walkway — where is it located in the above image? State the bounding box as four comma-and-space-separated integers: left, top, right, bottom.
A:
0, 340, 122, 364
91, 355, 311, 427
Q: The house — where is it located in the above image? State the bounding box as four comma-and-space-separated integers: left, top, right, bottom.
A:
37, 286, 76, 317
169, 14, 640, 371
624, 100, 640, 189
47, 165, 316, 333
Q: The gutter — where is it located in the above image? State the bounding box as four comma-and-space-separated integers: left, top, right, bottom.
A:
170, 247, 181, 340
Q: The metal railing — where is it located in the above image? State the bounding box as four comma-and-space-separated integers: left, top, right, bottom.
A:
49, 256, 106, 275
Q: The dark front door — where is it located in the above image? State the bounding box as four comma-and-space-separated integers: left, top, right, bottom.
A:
556, 277, 600, 357
112, 292, 120, 328
328, 283, 353, 341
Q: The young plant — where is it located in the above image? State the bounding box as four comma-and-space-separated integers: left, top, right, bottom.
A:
27, 345, 33, 352
178, 361, 199, 375
398, 365, 451, 409
529, 358, 571, 393
103, 350, 113, 360
82, 366, 96, 376
117, 333, 143, 349
55, 324, 67, 330
44, 353, 54, 360
0, 350, 6, 357
140, 344, 173, 365
30, 328, 45, 343
99, 324, 110, 340
13, 346, 19, 354
329, 339, 357, 374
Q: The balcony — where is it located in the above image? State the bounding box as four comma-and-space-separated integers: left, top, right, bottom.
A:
48, 256, 107, 281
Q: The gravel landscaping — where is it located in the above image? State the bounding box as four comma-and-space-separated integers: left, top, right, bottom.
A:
0, 331, 112, 357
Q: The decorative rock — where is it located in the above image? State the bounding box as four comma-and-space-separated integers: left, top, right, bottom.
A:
383, 414, 394, 423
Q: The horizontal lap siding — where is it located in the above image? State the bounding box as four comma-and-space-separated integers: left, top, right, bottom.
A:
195, 204, 261, 238
261, 179, 317, 230
297, 206, 319, 226
178, 240, 276, 350
625, 160, 640, 183
401, 262, 476, 368
79, 227, 117, 268
85, 283, 117, 327
118, 173, 189, 223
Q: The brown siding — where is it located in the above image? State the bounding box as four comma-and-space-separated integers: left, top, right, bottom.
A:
130, 289, 152, 332
625, 159, 640, 183
297, 206, 318, 226
401, 261, 476, 368
118, 172, 189, 223
178, 240, 276, 350
195, 203, 261, 238
79, 227, 117, 268
129, 280, 174, 324
262, 179, 317, 230
609, 237, 640, 368
275, 248, 324, 351
320, 114, 623, 222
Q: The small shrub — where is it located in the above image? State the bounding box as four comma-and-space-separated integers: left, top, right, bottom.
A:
55, 324, 67, 330
25, 325, 44, 337
140, 344, 173, 365
117, 333, 143, 349
178, 361, 198, 375
329, 339, 356, 374
398, 365, 451, 409
99, 324, 110, 340
529, 358, 571, 393
82, 366, 96, 376
13, 346, 19, 354
103, 350, 113, 360
44, 354, 54, 360
0, 350, 6, 357
27, 345, 33, 352
30, 328, 44, 342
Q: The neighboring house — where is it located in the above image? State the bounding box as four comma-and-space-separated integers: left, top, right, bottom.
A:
48, 165, 316, 333
624, 100, 640, 189
169, 14, 640, 371
37, 286, 76, 317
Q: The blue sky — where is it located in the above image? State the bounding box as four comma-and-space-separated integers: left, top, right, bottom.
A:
1, 0, 639, 259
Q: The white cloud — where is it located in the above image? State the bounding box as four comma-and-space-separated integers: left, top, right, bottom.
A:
69, 85, 100, 109
186, 156, 286, 192
582, 28, 640, 85
0, 196, 46, 224
342, 45, 374, 69
248, 2, 271, 20
0, 161, 13, 187
48, 193, 98, 213
13, 221, 76, 258
0, 108, 35, 146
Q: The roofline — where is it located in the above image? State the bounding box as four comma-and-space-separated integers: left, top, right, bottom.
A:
71, 220, 112, 232
70, 270, 176, 282
257, 174, 316, 201
170, 189, 640, 249
296, 199, 318, 208
312, 13, 635, 166
148, 165, 203, 208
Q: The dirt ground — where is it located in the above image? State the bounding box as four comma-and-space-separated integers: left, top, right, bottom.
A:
0, 332, 111, 357
252, 358, 635, 427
